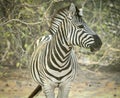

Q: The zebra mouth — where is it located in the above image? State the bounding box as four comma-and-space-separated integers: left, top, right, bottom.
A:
90, 35, 102, 52
90, 46, 99, 52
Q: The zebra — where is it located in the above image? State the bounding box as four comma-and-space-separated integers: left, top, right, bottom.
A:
28, 3, 102, 98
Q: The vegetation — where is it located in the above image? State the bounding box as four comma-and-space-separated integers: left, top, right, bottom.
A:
0, 0, 120, 70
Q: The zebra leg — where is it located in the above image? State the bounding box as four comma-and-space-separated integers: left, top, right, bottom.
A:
43, 82, 55, 98
57, 82, 71, 98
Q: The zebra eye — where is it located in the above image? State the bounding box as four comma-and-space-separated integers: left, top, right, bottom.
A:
78, 25, 84, 28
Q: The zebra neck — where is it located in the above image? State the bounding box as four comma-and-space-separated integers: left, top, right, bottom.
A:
48, 34, 72, 64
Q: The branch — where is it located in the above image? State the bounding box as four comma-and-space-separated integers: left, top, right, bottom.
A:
0, 19, 42, 26
109, 47, 120, 52
0, 40, 10, 62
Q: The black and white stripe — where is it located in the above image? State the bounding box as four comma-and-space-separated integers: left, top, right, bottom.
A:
29, 3, 102, 98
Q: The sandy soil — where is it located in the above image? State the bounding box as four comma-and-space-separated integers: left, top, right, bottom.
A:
0, 66, 120, 98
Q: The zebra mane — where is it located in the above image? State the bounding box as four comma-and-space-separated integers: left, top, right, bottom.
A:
49, 6, 69, 35
49, 4, 81, 35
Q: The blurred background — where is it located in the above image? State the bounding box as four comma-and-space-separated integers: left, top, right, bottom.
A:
0, 0, 120, 98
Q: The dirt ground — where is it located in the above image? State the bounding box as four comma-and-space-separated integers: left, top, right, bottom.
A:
0, 65, 120, 98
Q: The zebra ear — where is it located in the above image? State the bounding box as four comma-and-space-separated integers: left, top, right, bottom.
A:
79, 8, 83, 16
68, 3, 76, 19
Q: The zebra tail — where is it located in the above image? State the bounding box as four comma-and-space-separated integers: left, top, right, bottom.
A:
28, 85, 42, 98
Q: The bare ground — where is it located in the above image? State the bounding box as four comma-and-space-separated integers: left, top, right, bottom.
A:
0, 65, 120, 98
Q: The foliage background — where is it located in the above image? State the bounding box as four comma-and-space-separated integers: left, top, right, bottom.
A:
0, 0, 120, 70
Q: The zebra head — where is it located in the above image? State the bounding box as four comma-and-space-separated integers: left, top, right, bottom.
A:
67, 3, 102, 52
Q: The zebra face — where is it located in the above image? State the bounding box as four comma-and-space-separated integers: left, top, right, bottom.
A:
68, 3, 102, 52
